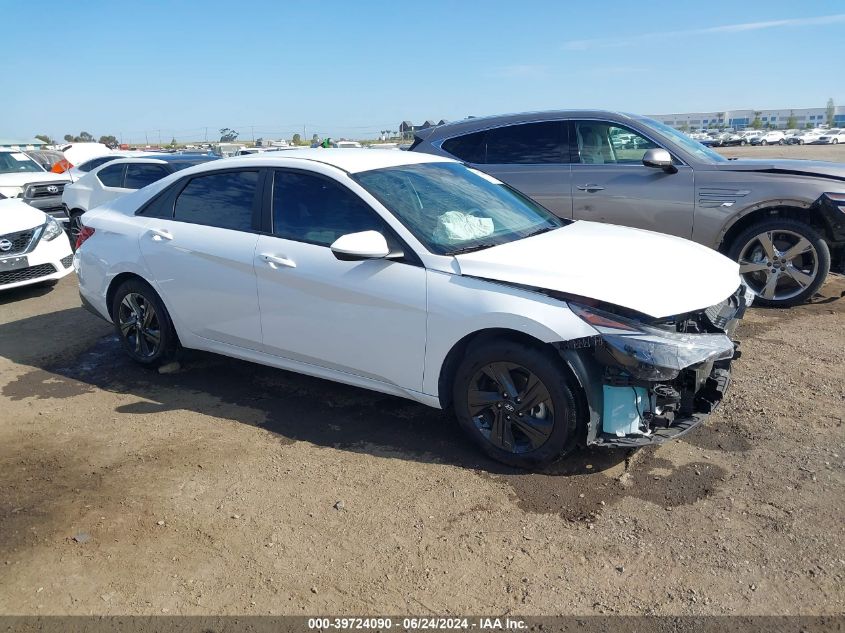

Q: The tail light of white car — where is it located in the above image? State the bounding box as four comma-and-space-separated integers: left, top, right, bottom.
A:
75, 226, 95, 249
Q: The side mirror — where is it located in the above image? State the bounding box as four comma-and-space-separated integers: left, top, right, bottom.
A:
642, 148, 677, 173
330, 230, 392, 261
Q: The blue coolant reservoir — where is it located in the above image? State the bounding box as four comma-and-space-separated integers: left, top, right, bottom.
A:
602, 386, 651, 437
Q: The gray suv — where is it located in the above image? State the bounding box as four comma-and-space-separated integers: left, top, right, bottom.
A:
410, 111, 845, 307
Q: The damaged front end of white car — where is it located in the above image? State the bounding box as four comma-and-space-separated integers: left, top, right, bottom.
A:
553, 284, 754, 448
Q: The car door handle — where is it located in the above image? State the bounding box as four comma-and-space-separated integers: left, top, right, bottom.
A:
260, 253, 297, 269
576, 184, 605, 192
147, 228, 173, 241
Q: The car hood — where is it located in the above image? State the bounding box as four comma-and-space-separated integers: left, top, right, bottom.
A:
715, 158, 845, 181
0, 172, 70, 187
454, 221, 740, 318
0, 199, 48, 234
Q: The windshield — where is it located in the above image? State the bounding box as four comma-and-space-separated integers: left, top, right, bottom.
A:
0, 151, 44, 174
639, 117, 728, 163
353, 162, 566, 255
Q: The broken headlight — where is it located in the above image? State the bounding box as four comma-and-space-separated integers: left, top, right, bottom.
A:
569, 303, 735, 381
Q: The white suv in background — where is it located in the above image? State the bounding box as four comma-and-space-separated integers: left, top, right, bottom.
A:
63, 154, 218, 236
748, 130, 785, 145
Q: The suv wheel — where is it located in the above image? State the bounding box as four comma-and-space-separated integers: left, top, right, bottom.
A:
69, 210, 84, 242
761, 139, 768, 146
111, 278, 177, 366
728, 218, 830, 307
452, 340, 579, 469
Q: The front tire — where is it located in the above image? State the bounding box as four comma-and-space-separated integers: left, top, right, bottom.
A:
452, 340, 580, 469
111, 278, 177, 366
761, 139, 768, 146
833, 138, 839, 145
728, 218, 830, 307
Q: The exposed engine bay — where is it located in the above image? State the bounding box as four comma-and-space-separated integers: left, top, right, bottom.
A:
555, 283, 754, 447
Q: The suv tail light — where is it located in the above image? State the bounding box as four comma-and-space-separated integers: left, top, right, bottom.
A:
75, 226, 95, 250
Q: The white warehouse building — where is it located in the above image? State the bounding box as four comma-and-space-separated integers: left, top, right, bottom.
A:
648, 107, 845, 131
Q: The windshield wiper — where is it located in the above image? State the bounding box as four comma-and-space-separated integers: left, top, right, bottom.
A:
521, 225, 557, 239
448, 242, 500, 255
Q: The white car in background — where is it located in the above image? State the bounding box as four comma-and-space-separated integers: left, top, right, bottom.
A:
748, 130, 785, 145
66, 151, 158, 182
0, 199, 73, 291
786, 129, 824, 145
63, 154, 218, 237
75, 149, 750, 468
811, 129, 845, 144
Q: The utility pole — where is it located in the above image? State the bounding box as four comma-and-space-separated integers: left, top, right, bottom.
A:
251, 126, 255, 143
204, 127, 208, 143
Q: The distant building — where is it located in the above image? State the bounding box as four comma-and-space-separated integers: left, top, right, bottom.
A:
0, 138, 48, 149
399, 119, 448, 140
649, 106, 845, 131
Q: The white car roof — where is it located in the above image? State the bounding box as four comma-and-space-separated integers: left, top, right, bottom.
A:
213, 148, 454, 174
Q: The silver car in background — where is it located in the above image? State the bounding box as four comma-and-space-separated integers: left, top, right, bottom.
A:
410, 110, 845, 307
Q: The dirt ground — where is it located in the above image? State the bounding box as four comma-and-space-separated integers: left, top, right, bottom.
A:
0, 144, 844, 617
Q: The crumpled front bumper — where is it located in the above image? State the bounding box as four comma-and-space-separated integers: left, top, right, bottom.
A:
557, 283, 752, 448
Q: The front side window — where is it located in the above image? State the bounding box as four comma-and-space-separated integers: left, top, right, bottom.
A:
575, 121, 659, 165
124, 164, 170, 189
174, 170, 258, 231
272, 170, 387, 246
354, 162, 565, 255
97, 163, 125, 187
0, 152, 43, 174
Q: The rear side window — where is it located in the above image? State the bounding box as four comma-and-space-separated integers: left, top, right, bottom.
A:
80, 156, 118, 172
97, 163, 125, 187
441, 131, 486, 164
173, 170, 259, 231
124, 164, 170, 189
441, 121, 566, 164
485, 121, 564, 164
272, 170, 386, 246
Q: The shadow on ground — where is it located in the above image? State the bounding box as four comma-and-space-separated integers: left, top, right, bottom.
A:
1, 305, 737, 522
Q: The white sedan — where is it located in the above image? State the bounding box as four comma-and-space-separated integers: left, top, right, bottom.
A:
75, 150, 750, 468
811, 129, 845, 144
0, 199, 74, 291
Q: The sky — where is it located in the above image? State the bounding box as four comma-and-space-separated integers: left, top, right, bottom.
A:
1, 0, 844, 144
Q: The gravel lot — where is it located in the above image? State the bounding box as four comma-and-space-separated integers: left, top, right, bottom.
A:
1, 146, 843, 617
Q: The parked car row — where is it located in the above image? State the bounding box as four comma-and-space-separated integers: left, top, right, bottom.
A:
690, 127, 845, 147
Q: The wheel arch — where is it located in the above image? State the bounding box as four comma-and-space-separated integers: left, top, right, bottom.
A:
717, 201, 835, 254
436, 328, 588, 414
106, 272, 167, 323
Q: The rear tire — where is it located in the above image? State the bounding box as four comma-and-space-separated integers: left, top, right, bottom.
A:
452, 339, 580, 469
728, 218, 830, 307
111, 278, 178, 367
